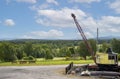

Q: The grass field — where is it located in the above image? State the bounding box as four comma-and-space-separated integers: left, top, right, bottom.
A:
0, 57, 94, 66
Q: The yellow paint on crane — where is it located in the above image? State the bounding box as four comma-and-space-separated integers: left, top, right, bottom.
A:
96, 52, 115, 64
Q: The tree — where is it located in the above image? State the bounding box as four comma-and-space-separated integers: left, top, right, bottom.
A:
0, 42, 17, 62
111, 39, 120, 53
69, 47, 78, 59
98, 42, 110, 52
24, 42, 33, 56
79, 41, 89, 60
69, 47, 75, 55
89, 39, 97, 56
16, 46, 25, 60
59, 47, 71, 57
78, 39, 96, 60
0, 44, 5, 61
45, 49, 54, 60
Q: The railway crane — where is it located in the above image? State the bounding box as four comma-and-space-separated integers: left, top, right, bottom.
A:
65, 13, 120, 78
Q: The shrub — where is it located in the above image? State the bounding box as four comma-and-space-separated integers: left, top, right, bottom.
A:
86, 56, 92, 60
22, 56, 35, 60
65, 57, 70, 61
28, 56, 35, 60
45, 54, 53, 60
79, 57, 84, 60
118, 54, 120, 60
22, 57, 29, 60
45, 51, 54, 60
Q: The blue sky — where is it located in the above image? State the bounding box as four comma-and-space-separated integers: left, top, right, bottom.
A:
0, 0, 120, 39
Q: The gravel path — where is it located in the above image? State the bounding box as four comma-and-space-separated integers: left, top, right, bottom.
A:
0, 65, 99, 79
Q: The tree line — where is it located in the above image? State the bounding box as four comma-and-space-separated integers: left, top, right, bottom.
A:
0, 39, 120, 62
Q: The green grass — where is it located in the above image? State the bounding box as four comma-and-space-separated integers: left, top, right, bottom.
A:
37, 60, 94, 65
0, 58, 94, 66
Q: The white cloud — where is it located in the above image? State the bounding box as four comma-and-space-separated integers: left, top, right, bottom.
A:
70, 0, 100, 4
36, 8, 87, 28
85, 32, 94, 38
75, 15, 120, 37
96, 16, 120, 36
4, 19, 15, 26
23, 29, 64, 39
30, 4, 49, 10
108, 28, 119, 33
16, 0, 37, 4
35, 7, 99, 38
38, 4, 49, 9
100, 16, 120, 24
29, 0, 58, 10
76, 31, 94, 39
46, 0, 58, 5
109, 0, 120, 14
33, 6, 120, 38
98, 16, 120, 28
6, 0, 11, 4
81, 17, 98, 32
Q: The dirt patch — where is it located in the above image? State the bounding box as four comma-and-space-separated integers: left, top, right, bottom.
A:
0, 65, 102, 79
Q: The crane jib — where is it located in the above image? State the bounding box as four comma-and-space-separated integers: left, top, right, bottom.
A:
71, 13, 96, 64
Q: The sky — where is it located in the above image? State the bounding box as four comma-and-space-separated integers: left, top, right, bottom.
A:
0, 0, 120, 40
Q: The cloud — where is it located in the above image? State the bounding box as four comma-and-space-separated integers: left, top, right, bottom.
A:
4, 19, 15, 26
38, 4, 49, 9
30, 0, 58, 10
108, 28, 119, 33
33, 6, 120, 38
16, 0, 37, 4
36, 8, 87, 28
46, 0, 58, 5
30, 3, 50, 10
97, 16, 120, 35
109, 0, 120, 14
74, 15, 120, 37
69, 0, 100, 4
85, 32, 94, 38
76, 31, 94, 39
98, 16, 120, 28
6, 0, 11, 4
23, 29, 64, 39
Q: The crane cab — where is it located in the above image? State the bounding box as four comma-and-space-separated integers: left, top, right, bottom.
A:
96, 48, 118, 71
96, 53, 118, 65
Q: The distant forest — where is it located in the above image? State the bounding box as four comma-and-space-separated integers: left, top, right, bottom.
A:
0, 39, 120, 62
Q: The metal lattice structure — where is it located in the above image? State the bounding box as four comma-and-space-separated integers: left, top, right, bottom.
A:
71, 13, 96, 64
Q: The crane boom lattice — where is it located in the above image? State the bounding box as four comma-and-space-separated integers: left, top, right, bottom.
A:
71, 13, 96, 64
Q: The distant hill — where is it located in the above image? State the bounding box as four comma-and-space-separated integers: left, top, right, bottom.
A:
0, 36, 120, 42
99, 36, 120, 40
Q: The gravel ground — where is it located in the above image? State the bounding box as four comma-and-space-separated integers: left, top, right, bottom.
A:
0, 65, 101, 79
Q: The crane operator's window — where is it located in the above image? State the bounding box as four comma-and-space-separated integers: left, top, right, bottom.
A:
108, 55, 115, 60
